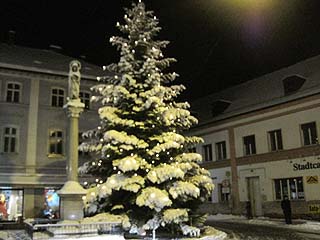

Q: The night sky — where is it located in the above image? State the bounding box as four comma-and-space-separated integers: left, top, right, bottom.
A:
1, 0, 320, 100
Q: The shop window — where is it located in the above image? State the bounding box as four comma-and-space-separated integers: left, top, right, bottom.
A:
243, 135, 256, 156
268, 129, 283, 151
6, 82, 21, 103
43, 189, 60, 219
301, 122, 318, 146
48, 130, 63, 156
218, 183, 230, 203
215, 141, 227, 160
202, 144, 213, 162
274, 177, 304, 200
3, 126, 18, 153
0, 189, 23, 222
51, 88, 65, 107
80, 91, 91, 109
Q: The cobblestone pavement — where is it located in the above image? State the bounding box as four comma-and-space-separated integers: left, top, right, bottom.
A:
206, 220, 320, 240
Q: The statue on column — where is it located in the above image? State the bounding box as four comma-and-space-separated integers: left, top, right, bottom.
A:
68, 60, 81, 100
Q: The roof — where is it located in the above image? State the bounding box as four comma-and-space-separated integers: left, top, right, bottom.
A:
191, 54, 320, 125
0, 43, 104, 79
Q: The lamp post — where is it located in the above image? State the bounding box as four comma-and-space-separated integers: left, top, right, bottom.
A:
58, 60, 86, 220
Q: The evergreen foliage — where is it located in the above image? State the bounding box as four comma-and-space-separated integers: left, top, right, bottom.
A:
79, 1, 214, 234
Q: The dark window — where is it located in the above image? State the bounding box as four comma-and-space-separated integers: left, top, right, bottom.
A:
188, 147, 197, 153
301, 122, 318, 146
274, 177, 304, 200
243, 135, 256, 155
203, 144, 213, 162
51, 88, 64, 107
3, 127, 17, 153
282, 75, 306, 95
6, 83, 21, 103
268, 129, 283, 151
211, 100, 231, 117
49, 130, 63, 155
215, 141, 227, 160
80, 92, 91, 109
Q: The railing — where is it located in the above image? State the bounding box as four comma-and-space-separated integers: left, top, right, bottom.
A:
25, 219, 122, 239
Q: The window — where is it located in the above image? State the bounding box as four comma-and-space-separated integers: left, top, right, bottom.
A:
80, 91, 91, 109
274, 177, 304, 200
3, 127, 18, 153
6, 83, 21, 103
51, 88, 64, 107
211, 100, 231, 117
243, 135, 256, 155
203, 144, 213, 162
0, 189, 23, 221
301, 122, 318, 146
282, 75, 306, 96
215, 141, 227, 160
48, 130, 63, 155
268, 129, 283, 151
188, 147, 197, 153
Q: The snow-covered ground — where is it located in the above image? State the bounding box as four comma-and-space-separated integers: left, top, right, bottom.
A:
207, 214, 320, 232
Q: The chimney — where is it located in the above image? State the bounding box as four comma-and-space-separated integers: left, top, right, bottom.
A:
8, 30, 16, 45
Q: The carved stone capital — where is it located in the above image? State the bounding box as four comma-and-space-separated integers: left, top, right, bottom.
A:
64, 99, 85, 118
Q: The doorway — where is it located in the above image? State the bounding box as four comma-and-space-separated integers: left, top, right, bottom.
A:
246, 177, 262, 217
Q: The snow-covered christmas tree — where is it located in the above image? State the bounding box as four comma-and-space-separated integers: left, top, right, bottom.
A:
79, 1, 214, 236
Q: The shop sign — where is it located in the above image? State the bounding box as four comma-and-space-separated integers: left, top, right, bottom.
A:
293, 161, 320, 171
306, 176, 318, 184
309, 204, 320, 214
222, 187, 230, 194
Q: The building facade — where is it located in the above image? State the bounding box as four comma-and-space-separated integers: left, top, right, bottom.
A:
0, 43, 102, 221
190, 55, 320, 219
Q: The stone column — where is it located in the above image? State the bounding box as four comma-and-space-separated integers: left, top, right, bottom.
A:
58, 60, 86, 221
228, 127, 241, 214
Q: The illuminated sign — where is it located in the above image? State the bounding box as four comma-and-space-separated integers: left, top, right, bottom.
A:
293, 161, 320, 171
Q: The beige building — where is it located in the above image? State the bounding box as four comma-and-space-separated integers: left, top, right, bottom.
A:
190, 55, 320, 219
0, 43, 102, 221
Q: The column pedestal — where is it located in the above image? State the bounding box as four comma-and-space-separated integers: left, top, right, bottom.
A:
58, 99, 86, 221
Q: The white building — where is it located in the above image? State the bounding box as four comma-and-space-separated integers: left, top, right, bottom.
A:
190, 55, 320, 219
0, 43, 102, 222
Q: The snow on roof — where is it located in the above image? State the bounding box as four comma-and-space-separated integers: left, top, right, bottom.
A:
0, 43, 105, 80
191, 55, 320, 124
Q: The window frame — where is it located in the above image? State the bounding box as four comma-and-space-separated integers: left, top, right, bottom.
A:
300, 121, 318, 146
274, 177, 304, 200
79, 91, 91, 110
48, 129, 64, 157
268, 129, 283, 152
243, 134, 256, 156
51, 87, 65, 108
202, 144, 213, 162
215, 141, 227, 161
5, 82, 22, 103
2, 125, 19, 153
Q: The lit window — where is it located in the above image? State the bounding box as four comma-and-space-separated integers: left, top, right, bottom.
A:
203, 144, 213, 162
274, 177, 304, 200
215, 141, 227, 160
49, 130, 63, 155
3, 127, 18, 153
51, 88, 64, 107
268, 129, 283, 151
243, 135, 256, 156
6, 83, 21, 103
301, 122, 318, 146
80, 91, 91, 109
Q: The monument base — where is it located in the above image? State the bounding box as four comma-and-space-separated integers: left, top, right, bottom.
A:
58, 181, 86, 220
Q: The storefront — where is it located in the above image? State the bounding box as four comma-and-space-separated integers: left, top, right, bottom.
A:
0, 188, 23, 222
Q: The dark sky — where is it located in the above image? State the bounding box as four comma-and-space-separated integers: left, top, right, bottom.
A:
1, 0, 320, 100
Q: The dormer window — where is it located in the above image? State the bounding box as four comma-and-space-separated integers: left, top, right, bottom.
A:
282, 75, 306, 96
211, 99, 231, 117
